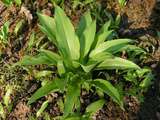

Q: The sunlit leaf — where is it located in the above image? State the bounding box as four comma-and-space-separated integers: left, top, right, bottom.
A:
91, 79, 123, 108
90, 39, 132, 57
85, 99, 105, 115
64, 81, 81, 116
76, 11, 92, 38
80, 20, 96, 60
37, 13, 57, 44
96, 57, 140, 70
28, 78, 65, 104
36, 100, 49, 117
55, 6, 80, 61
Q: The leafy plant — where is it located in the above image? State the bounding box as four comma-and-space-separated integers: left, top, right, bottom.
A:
2, 0, 22, 6
16, 6, 141, 119
72, 0, 94, 9
36, 100, 49, 117
0, 21, 10, 45
0, 85, 14, 119
124, 68, 154, 101
118, 0, 127, 8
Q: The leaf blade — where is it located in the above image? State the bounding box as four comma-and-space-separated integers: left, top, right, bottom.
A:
91, 79, 123, 108
96, 57, 140, 70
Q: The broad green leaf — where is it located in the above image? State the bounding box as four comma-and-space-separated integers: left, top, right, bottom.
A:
76, 11, 92, 38
80, 20, 96, 59
85, 99, 105, 115
2, 0, 12, 5
64, 82, 81, 117
81, 62, 98, 73
55, 6, 80, 61
97, 20, 111, 35
28, 78, 64, 104
82, 52, 113, 72
15, 0, 22, 5
64, 114, 81, 120
40, 49, 61, 64
95, 30, 113, 48
37, 13, 57, 44
90, 39, 132, 57
91, 79, 123, 108
17, 54, 52, 66
96, 57, 140, 70
89, 51, 113, 62
57, 60, 66, 75
94, 20, 112, 47
36, 100, 49, 117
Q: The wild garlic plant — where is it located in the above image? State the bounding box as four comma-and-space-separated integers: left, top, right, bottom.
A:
16, 6, 142, 119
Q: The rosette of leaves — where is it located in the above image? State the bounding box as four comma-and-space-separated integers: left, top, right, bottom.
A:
16, 6, 141, 119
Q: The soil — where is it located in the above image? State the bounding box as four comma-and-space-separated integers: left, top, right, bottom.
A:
0, 0, 160, 120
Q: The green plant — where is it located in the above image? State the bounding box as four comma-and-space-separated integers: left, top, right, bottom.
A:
2, 0, 22, 6
36, 100, 49, 117
16, 6, 141, 119
0, 85, 14, 119
72, 0, 94, 9
124, 68, 154, 101
0, 21, 10, 45
118, 0, 126, 8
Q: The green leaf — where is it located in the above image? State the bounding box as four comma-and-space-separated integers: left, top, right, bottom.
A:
95, 30, 113, 48
81, 62, 98, 73
4, 86, 12, 107
120, 45, 146, 54
85, 99, 105, 115
0, 102, 5, 119
118, 0, 126, 7
40, 49, 61, 64
2, 0, 12, 6
64, 82, 81, 117
27, 32, 35, 51
76, 11, 92, 38
55, 6, 80, 61
57, 60, 66, 75
37, 13, 57, 44
16, 54, 52, 66
90, 39, 132, 57
91, 79, 123, 108
82, 52, 113, 72
0, 21, 10, 43
80, 20, 96, 59
64, 114, 81, 120
96, 57, 140, 70
28, 78, 64, 104
89, 51, 113, 62
14, 0, 22, 5
94, 20, 112, 47
139, 73, 153, 88
36, 100, 49, 117
34, 70, 53, 79
14, 19, 24, 35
